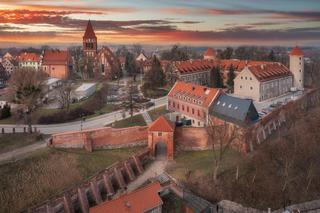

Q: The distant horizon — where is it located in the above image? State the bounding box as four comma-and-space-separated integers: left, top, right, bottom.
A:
0, 0, 319, 47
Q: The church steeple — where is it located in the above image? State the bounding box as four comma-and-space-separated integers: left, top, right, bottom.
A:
83, 20, 97, 58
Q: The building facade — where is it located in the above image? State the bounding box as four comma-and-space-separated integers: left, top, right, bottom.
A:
167, 81, 221, 127
289, 46, 304, 90
234, 63, 293, 102
17, 52, 41, 70
94, 47, 121, 79
42, 49, 71, 80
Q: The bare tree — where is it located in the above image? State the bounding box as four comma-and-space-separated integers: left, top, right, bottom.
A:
165, 63, 178, 86
207, 118, 239, 182
57, 81, 72, 111
121, 79, 139, 120
8, 68, 46, 132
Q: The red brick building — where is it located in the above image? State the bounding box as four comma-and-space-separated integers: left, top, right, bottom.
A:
83, 20, 98, 58
42, 49, 71, 80
167, 81, 221, 127
90, 181, 163, 213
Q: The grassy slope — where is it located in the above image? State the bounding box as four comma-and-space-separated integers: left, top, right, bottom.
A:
0, 147, 143, 212
148, 106, 168, 121
0, 133, 43, 154
113, 114, 147, 128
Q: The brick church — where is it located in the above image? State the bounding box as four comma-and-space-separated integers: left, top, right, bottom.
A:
83, 20, 121, 79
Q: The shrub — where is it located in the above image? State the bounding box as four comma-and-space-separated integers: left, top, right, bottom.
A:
0, 104, 11, 119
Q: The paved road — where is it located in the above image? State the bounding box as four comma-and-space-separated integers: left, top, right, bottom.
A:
0, 97, 167, 135
0, 141, 47, 164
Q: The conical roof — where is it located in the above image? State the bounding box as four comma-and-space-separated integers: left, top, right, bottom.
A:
290, 46, 304, 56
83, 20, 96, 39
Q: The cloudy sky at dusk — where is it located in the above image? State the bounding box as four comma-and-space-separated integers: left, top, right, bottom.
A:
0, 0, 319, 47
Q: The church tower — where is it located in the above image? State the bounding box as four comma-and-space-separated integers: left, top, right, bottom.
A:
83, 20, 97, 58
289, 46, 304, 90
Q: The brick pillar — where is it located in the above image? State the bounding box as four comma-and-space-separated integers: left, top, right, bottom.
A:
90, 180, 102, 204
103, 174, 114, 196
114, 168, 126, 189
83, 133, 93, 152
34, 127, 37, 133
77, 188, 89, 213
124, 161, 135, 181
23, 127, 26, 133
12, 127, 15, 133
1, 128, 4, 134
63, 193, 75, 213
132, 156, 144, 174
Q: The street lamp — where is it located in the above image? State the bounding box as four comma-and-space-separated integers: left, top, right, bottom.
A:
80, 113, 86, 131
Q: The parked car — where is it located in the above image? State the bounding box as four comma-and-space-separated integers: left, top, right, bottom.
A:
145, 101, 155, 108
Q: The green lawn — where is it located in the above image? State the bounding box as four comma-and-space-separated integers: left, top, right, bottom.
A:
166, 149, 244, 182
0, 133, 44, 154
113, 114, 147, 128
142, 87, 169, 99
0, 147, 143, 213
148, 106, 168, 121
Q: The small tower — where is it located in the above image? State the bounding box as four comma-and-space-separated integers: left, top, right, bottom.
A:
289, 46, 304, 90
203, 48, 216, 60
83, 20, 97, 58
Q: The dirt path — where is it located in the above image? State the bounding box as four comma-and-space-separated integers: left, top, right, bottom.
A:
127, 159, 167, 191
0, 141, 47, 164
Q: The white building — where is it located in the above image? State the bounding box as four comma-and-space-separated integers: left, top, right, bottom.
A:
136, 52, 148, 62
17, 52, 42, 71
233, 47, 304, 102
75, 83, 96, 100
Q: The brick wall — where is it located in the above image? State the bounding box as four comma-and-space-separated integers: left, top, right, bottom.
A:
175, 127, 210, 150
51, 126, 148, 151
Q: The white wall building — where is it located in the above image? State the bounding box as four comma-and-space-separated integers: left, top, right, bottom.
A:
289, 46, 304, 90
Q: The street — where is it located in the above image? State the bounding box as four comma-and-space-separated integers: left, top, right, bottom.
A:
0, 96, 167, 134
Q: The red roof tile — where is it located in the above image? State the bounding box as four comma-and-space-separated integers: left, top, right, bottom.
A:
290, 46, 304, 56
168, 81, 221, 108
17, 52, 41, 62
248, 63, 292, 82
149, 116, 175, 132
83, 20, 97, 39
90, 182, 162, 213
42, 50, 69, 65
204, 48, 216, 57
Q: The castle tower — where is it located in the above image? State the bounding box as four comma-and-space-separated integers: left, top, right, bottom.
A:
289, 46, 304, 90
83, 20, 97, 58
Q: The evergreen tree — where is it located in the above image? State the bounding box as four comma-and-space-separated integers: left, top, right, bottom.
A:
125, 52, 138, 77
0, 104, 11, 119
144, 56, 166, 88
210, 66, 224, 88
227, 64, 236, 89
268, 50, 276, 61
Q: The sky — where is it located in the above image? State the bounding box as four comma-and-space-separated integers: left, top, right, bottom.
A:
0, 0, 320, 47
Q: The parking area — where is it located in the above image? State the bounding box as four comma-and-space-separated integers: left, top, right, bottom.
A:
253, 90, 305, 117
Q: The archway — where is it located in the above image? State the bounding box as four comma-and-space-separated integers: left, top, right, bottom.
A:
155, 142, 167, 160
148, 116, 175, 160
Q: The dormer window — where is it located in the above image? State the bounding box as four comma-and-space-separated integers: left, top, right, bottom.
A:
217, 101, 220, 105
228, 104, 232, 108
234, 106, 238, 110
222, 102, 226, 107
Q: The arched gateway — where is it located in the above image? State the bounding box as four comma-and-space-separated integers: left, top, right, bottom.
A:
148, 116, 175, 160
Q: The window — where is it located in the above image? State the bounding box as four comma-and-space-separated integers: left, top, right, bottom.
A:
245, 77, 247, 80
250, 77, 252, 80
240, 85, 242, 89
250, 86, 253, 90
187, 106, 189, 112
234, 106, 238, 110
241, 76, 243, 79
192, 108, 194, 114
168, 101, 171, 106
217, 101, 220, 105
182, 105, 184, 110
198, 121, 201, 126
222, 102, 226, 106
158, 132, 162, 136
299, 69, 302, 72
173, 102, 175, 107
192, 120, 195, 124
198, 110, 200, 116
228, 104, 232, 108
177, 104, 179, 109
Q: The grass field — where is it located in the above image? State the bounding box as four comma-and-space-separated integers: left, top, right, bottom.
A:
148, 106, 168, 121
113, 114, 147, 128
0, 133, 43, 154
0, 147, 143, 212
166, 149, 244, 182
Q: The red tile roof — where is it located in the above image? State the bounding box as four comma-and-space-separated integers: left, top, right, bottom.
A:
118, 56, 126, 64
204, 48, 216, 57
149, 116, 175, 132
248, 63, 292, 82
42, 50, 69, 65
168, 81, 221, 108
17, 52, 41, 62
83, 20, 97, 39
290, 46, 304, 56
90, 182, 162, 213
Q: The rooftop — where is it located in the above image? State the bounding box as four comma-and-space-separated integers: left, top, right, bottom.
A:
83, 20, 97, 39
149, 116, 175, 132
75, 83, 96, 92
248, 63, 292, 82
90, 181, 162, 213
203, 48, 216, 57
17, 52, 41, 62
42, 49, 69, 65
290, 46, 304, 56
168, 81, 221, 108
